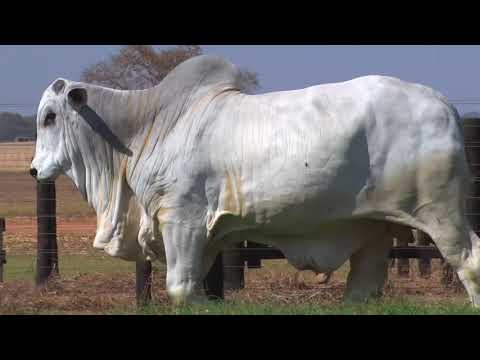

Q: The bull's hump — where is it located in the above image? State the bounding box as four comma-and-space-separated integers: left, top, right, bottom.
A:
159, 55, 241, 94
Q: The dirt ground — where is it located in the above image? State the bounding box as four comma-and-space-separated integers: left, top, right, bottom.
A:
6, 216, 96, 235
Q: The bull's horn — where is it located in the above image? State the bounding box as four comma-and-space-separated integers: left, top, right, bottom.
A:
52, 78, 66, 95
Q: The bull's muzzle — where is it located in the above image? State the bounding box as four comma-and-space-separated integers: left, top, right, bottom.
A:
29, 167, 38, 179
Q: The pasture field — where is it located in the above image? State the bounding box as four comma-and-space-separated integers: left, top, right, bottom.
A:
0, 250, 474, 314
0, 142, 35, 172
0, 142, 94, 217
0, 142, 477, 315
0, 171, 94, 218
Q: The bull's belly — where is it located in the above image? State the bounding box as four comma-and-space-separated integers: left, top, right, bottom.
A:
237, 185, 383, 235
236, 219, 389, 273
252, 195, 411, 234
251, 195, 363, 234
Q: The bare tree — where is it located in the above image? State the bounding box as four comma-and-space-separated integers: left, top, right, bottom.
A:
81, 45, 260, 93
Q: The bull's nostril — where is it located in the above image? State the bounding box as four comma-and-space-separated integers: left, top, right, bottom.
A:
29, 168, 38, 178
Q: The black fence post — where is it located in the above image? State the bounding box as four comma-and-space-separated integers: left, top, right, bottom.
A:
36, 180, 59, 286
245, 241, 264, 269
203, 253, 224, 300
0, 218, 5, 283
395, 227, 414, 278
415, 230, 432, 278
223, 242, 245, 290
136, 258, 152, 307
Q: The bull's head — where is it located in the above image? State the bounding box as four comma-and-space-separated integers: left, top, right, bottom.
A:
29, 79, 161, 262
30, 79, 74, 181
30, 78, 131, 181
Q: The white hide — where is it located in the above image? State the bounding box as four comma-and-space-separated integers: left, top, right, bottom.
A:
31, 55, 480, 306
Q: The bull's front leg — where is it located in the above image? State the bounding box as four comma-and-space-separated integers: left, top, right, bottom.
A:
161, 222, 211, 306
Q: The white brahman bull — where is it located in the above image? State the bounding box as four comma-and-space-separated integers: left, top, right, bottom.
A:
30, 55, 480, 306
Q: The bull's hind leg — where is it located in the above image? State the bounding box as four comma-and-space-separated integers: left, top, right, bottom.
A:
410, 191, 480, 306
344, 229, 393, 304
455, 228, 480, 307
411, 137, 480, 306
427, 221, 480, 307
412, 174, 480, 306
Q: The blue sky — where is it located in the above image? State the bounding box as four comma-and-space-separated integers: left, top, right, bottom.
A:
1, 45, 480, 116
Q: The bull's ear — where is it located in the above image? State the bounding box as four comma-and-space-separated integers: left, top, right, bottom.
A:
52, 79, 66, 95
67, 87, 88, 110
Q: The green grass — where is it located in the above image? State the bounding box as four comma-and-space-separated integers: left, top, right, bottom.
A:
16, 299, 480, 315
123, 300, 480, 315
3, 253, 137, 281
3, 254, 478, 315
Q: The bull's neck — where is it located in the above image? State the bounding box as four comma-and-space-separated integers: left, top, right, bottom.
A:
85, 85, 160, 151
67, 85, 160, 217
67, 82, 239, 218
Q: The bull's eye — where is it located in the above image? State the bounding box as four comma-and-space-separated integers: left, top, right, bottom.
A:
44, 112, 56, 127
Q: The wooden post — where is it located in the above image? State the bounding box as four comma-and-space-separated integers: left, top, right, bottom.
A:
442, 263, 454, 286
395, 227, 413, 278
415, 230, 432, 278
440, 258, 463, 290
245, 241, 264, 268
203, 253, 224, 300
0, 218, 5, 283
136, 258, 152, 307
36, 180, 59, 286
223, 242, 245, 290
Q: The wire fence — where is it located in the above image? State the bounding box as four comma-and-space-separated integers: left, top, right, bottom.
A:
0, 141, 111, 284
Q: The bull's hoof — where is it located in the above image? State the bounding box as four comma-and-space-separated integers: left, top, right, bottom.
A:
167, 285, 209, 307
470, 295, 480, 308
